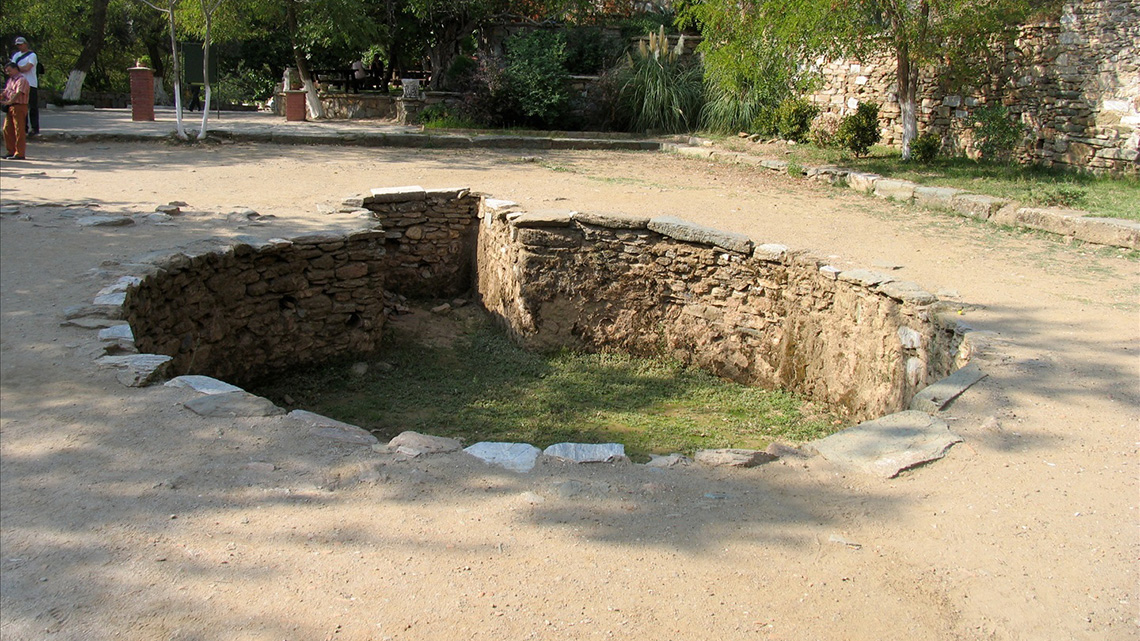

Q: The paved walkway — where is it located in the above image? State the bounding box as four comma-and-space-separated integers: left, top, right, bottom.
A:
34, 106, 665, 150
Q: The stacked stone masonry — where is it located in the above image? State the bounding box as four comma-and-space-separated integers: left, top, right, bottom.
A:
122, 187, 970, 423
808, 0, 1139, 173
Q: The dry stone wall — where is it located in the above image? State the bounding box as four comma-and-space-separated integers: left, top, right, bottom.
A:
476, 203, 968, 422
125, 230, 390, 384
809, 0, 1139, 173
122, 187, 969, 423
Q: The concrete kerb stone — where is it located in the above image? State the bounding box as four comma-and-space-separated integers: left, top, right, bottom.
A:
647, 215, 754, 255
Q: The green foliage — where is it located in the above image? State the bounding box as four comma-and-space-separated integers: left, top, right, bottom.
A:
502, 29, 571, 127
1027, 183, 1087, 208
973, 104, 1025, 162
911, 132, 942, 164
809, 112, 843, 147
616, 27, 703, 134
563, 26, 627, 75
417, 102, 479, 129
769, 97, 819, 142
249, 315, 840, 461
836, 102, 882, 157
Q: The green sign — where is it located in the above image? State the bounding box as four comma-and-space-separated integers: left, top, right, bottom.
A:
182, 43, 218, 85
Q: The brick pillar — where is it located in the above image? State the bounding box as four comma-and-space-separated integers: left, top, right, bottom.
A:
284, 90, 307, 121
129, 66, 155, 122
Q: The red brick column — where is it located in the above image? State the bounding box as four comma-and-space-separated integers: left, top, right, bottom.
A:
129, 66, 155, 122
284, 90, 307, 121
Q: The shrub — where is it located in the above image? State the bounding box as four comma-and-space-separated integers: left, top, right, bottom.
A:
417, 104, 480, 129
748, 108, 778, 137
809, 112, 842, 147
772, 97, 819, 142
911, 132, 942, 163
456, 54, 515, 127
617, 27, 704, 134
564, 27, 628, 75
503, 30, 572, 128
836, 102, 882, 157
973, 104, 1024, 162
1028, 184, 1088, 208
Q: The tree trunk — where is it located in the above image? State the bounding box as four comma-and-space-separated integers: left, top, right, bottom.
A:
165, 4, 187, 139
896, 45, 918, 161
145, 39, 171, 105
286, 0, 325, 119
62, 0, 111, 100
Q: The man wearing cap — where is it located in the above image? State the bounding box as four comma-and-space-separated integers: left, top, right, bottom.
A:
11, 36, 39, 136
1, 61, 30, 159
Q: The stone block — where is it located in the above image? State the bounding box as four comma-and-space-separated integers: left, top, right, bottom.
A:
165, 375, 244, 395
512, 210, 575, 228
873, 179, 917, 202
951, 194, 1009, 220
838, 269, 894, 287
693, 449, 776, 468
913, 186, 964, 210
752, 243, 788, 262
464, 442, 542, 473
811, 410, 962, 478
909, 363, 987, 412
648, 216, 753, 254
543, 443, 628, 463
675, 146, 714, 158
366, 186, 426, 204
572, 211, 650, 229
386, 431, 463, 456
876, 280, 937, 305
846, 171, 881, 193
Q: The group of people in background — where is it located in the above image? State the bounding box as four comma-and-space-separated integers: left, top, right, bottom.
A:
2, 36, 41, 160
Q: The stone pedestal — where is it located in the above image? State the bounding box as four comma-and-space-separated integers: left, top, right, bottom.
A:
284, 90, 306, 121
129, 66, 155, 122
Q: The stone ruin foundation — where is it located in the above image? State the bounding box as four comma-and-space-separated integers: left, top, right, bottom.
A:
124, 186, 975, 424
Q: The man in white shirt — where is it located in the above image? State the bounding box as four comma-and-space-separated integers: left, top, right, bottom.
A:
12, 37, 39, 136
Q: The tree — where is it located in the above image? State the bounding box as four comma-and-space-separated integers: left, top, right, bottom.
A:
683, 0, 1044, 159
137, 0, 188, 139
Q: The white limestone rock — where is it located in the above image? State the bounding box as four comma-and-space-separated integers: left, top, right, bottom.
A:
464, 442, 542, 473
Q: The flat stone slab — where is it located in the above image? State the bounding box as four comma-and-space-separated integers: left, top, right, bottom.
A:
288, 409, 378, 445
483, 198, 519, 212
812, 410, 962, 478
645, 453, 693, 468
572, 211, 650, 229
165, 375, 244, 395
464, 442, 542, 473
873, 179, 917, 201
846, 171, 881, 193
648, 216, 753, 254
876, 280, 937, 305
542, 442, 628, 464
184, 391, 285, 418
77, 215, 135, 227
512, 210, 575, 228
913, 186, 964, 210
97, 324, 134, 342
838, 269, 895, 288
386, 431, 463, 456
367, 186, 426, 204
693, 448, 777, 468
952, 194, 1009, 220
96, 353, 172, 387
909, 363, 987, 412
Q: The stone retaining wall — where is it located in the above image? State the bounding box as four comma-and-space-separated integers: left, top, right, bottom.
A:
125, 230, 390, 384
809, 0, 1138, 173
475, 202, 968, 422
122, 186, 969, 422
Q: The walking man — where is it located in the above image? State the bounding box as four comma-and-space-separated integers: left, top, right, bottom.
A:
12, 36, 39, 136
1, 61, 30, 159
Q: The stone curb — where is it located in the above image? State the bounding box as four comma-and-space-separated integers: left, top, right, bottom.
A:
670, 146, 1139, 250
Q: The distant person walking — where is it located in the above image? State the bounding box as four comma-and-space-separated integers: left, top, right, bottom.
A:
11, 37, 39, 136
1, 61, 30, 159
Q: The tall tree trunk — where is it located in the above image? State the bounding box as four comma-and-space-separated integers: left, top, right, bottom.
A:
165, 4, 187, 139
286, 0, 325, 118
896, 43, 918, 161
145, 39, 171, 105
62, 0, 111, 100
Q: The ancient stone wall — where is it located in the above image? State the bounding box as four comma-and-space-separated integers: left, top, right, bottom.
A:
354, 186, 482, 298
476, 203, 968, 422
809, 0, 1139, 173
125, 230, 390, 384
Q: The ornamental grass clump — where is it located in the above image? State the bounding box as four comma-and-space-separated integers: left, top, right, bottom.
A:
617, 26, 703, 134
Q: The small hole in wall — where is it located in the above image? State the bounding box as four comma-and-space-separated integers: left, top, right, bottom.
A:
346, 312, 362, 328
385, 239, 401, 253
279, 295, 298, 311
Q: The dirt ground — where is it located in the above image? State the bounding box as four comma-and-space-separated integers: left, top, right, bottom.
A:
1, 139, 1137, 641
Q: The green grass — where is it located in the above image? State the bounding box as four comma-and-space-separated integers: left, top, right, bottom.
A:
248, 315, 840, 461
715, 139, 1140, 220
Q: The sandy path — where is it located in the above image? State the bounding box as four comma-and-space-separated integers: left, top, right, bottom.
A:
1, 139, 1136, 640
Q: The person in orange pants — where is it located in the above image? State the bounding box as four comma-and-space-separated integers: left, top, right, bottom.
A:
1, 60, 30, 160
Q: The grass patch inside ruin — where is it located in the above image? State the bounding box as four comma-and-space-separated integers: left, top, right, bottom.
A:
249, 308, 841, 461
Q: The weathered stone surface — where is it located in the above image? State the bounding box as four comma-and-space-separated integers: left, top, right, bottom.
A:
78, 215, 135, 227
165, 375, 244, 395
675, 146, 714, 158
97, 353, 172, 387
913, 186, 964, 210
572, 211, 650, 229
155, 204, 182, 215
1074, 217, 1140, 250
909, 363, 987, 412
542, 442, 628, 464
759, 159, 788, 171
512, 210, 574, 228
693, 448, 777, 468
838, 269, 894, 287
645, 453, 692, 468
951, 194, 1009, 220
648, 216, 753, 254
483, 198, 519, 212
812, 410, 962, 478
184, 391, 285, 417
846, 172, 881, 193
367, 186, 426, 203
464, 442, 542, 473
752, 243, 788, 261
993, 208, 1140, 249
386, 431, 462, 456
285, 409, 379, 446
876, 280, 937, 305
873, 179, 917, 202
60, 316, 122, 329
98, 324, 134, 342
64, 304, 123, 320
